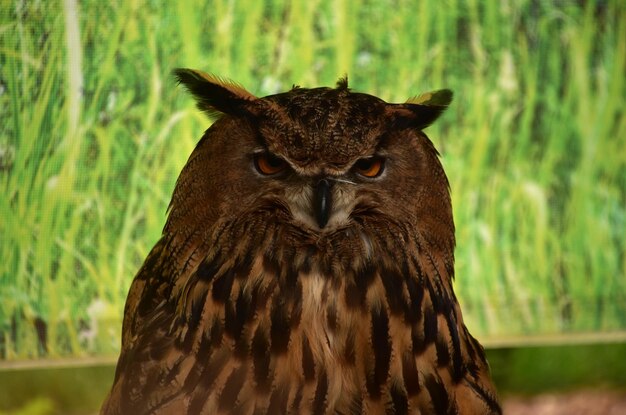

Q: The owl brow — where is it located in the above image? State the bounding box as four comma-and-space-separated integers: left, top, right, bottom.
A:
251, 129, 271, 149
373, 133, 392, 153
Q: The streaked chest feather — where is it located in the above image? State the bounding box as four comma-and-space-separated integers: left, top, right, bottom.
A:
104, 242, 501, 414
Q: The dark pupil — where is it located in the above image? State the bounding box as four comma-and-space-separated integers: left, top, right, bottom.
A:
265, 154, 284, 168
356, 158, 376, 170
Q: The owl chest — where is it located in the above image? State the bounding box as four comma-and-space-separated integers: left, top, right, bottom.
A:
298, 272, 347, 358
281, 272, 369, 409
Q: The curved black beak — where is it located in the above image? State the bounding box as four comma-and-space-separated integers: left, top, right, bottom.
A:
314, 179, 332, 228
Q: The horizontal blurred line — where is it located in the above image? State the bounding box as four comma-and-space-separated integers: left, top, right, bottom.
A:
0, 356, 117, 371
1, 332, 626, 371
482, 331, 626, 348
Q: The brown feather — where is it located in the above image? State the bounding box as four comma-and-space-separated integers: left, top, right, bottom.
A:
101, 72, 501, 415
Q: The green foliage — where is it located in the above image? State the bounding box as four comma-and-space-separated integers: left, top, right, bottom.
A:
0, 397, 55, 415
0, 0, 624, 359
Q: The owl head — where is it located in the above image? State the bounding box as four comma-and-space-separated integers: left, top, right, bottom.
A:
168, 69, 454, 270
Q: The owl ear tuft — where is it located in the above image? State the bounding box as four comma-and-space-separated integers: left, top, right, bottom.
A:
390, 89, 453, 130
406, 89, 453, 107
174, 68, 258, 119
336, 75, 349, 90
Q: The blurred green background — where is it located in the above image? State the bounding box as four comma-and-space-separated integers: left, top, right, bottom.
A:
0, 0, 625, 413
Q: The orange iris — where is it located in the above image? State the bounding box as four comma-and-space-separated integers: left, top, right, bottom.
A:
254, 153, 287, 175
354, 156, 384, 178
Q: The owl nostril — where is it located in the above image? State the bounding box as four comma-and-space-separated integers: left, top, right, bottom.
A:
314, 179, 332, 229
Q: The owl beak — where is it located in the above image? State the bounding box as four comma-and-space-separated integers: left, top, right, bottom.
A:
314, 179, 332, 229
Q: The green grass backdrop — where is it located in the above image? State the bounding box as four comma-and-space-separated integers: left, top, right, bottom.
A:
1, 0, 625, 360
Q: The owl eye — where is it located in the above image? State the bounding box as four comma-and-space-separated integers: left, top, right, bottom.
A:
254, 153, 288, 175
354, 156, 385, 178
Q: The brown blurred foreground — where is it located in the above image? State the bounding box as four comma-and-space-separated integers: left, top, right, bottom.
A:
504, 390, 626, 415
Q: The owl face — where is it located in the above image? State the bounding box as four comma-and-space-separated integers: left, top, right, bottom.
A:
170, 70, 454, 248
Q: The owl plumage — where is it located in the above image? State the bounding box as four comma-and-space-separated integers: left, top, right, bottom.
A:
101, 69, 501, 415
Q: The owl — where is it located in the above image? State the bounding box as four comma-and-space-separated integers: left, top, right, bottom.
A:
101, 69, 501, 415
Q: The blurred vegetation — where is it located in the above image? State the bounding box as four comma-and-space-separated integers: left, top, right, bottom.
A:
0, 363, 114, 414
0, 0, 625, 359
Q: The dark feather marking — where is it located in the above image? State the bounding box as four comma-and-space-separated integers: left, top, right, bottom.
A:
423, 306, 438, 346
253, 280, 275, 317
263, 253, 280, 278
465, 378, 503, 414
187, 350, 229, 413
312, 370, 329, 414
233, 332, 248, 359
427, 282, 442, 313
211, 268, 235, 303
226, 288, 251, 356
161, 355, 187, 386
467, 361, 481, 379
469, 332, 488, 363
251, 326, 271, 393
218, 364, 246, 411
233, 251, 254, 278
424, 373, 455, 415
445, 260, 455, 280
148, 330, 176, 361
218, 365, 247, 410
346, 263, 376, 310
209, 317, 224, 347
435, 333, 451, 367
300, 251, 312, 274
290, 385, 303, 413
343, 330, 356, 365
196, 257, 220, 282
401, 351, 420, 396
236, 286, 255, 322
197, 327, 215, 358
185, 282, 209, 331
178, 329, 195, 355
464, 331, 478, 362
367, 305, 391, 399
267, 383, 290, 414
143, 385, 182, 414
344, 280, 364, 310
283, 265, 299, 303
464, 332, 489, 379
326, 301, 338, 332
411, 323, 426, 355
405, 276, 424, 324
445, 308, 465, 382
302, 335, 316, 381
135, 279, 165, 318
347, 393, 363, 415
413, 257, 426, 283
200, 349, 229, 384
224, 298, 237, 337
390, 383, 409, 415
380, 266, 405, 315
137, 349, 186, 412
270, 300, 291, 354
290, 280, 303, 328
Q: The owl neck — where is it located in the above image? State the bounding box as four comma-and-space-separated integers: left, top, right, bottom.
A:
166, 212, 459, 336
